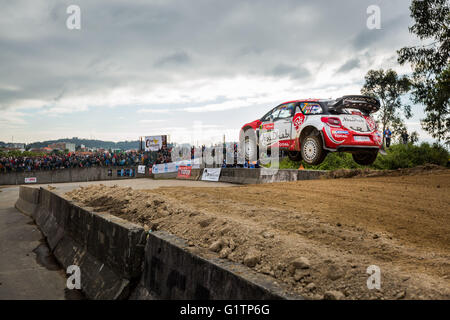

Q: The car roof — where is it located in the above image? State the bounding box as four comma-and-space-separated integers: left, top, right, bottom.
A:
280, 99, 329, 104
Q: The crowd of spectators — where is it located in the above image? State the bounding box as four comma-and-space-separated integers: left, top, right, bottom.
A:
0, 147, 173, 173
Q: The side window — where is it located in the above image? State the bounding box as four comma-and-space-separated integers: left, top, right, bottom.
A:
262, 106, 280, 121
276, 103, 294, 119
300, 102, 323, 115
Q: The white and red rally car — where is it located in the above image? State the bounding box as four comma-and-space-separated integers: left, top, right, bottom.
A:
239, 95, 383, 166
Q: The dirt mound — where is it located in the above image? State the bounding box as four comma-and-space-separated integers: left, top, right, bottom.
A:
65, 171, 450, 300
326, 164, 447, 179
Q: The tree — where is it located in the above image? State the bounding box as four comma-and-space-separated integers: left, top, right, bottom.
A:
361, 69, 411, 145
397, 0, 450, 145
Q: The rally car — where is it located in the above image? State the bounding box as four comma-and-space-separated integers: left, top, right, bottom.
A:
239, 95, 383, 166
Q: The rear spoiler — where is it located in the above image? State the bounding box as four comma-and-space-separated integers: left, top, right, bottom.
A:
329, 95, 380, 114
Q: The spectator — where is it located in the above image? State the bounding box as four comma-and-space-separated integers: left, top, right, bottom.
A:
0, 149, 172, 173
384, 128, 392, 148
401, 130, 409, 145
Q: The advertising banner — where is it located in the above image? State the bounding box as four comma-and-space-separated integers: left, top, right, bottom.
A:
177, 166, 192, 179
138, 165, 146, 174
24, 177, 37, 183
152, 162, 177, 174
144, 135, 167, 152
201, 168, 221, 182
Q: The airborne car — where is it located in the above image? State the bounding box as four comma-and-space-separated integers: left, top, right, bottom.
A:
240, 95, 383, 166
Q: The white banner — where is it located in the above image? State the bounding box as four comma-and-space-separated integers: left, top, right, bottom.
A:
201, 168, 221, 182
152, 162, 177, 174
25, 177, 37, 183
138, 165, 146, 174
145, 136, 163, 151
152, 160, 200, 174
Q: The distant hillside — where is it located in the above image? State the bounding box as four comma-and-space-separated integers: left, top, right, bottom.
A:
26, 138, 140, 151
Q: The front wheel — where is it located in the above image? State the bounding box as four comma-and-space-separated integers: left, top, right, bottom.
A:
352, 150, 378, 165
243, 130, 258, 161
301, 135, 326, 165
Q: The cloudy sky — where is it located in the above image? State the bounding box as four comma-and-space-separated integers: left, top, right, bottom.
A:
0, 0, 431, 145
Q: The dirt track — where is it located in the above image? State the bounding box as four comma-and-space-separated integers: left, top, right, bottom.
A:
65, 168, 450, 300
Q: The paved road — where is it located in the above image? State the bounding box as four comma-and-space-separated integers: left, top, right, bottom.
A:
0, 186, 66, 299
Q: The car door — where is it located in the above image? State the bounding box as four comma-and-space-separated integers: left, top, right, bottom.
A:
274, 103, 295, 149
259, 106, 280, 148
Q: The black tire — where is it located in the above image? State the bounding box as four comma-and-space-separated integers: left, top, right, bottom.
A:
287, 151, 302, 161
243, 130, 258, 161
301, 135, 326, 165
352, 151, 378, 166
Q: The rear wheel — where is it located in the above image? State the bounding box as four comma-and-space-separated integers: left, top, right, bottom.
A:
301, 135, 326, 165
352, 150, 378, 165
287, 151, 302, 161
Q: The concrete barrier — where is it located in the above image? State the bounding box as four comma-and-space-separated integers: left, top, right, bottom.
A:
16, 186, 300, 300
152, 168, 326, 184
153, 168, 203, 181
16, 186, 147, 299
152, 172, 178, 180
0, 166, 151, 185
218, 168, 326, 184
14, 186, 41, 217
132, 231, 301, 300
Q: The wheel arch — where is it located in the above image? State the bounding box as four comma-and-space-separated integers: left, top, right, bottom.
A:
240, 126, 257, 143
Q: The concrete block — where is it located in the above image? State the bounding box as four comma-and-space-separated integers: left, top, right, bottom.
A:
15, 186, 40, 216
137, 231, 302, 300
17, 187, 147, 299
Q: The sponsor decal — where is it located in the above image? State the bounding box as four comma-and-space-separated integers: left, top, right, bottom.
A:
374, 131, 383, 145
177, 166, 192, 179
293, 113, 305, 131
24, 177, 37, 183
301, 103, 322, 115
137, 165, 146, 174
152, 162, 177, 174
201, 168, 221, 182
331, 129, 349, 140
260, 131, 277, 147
364, 116, 377, 131
341, 115, 369, 132
342, 115, 365, 123
324, 126, 345, 144
144, 135, 167, 152
279, 140, 291, 148
262, 123, 274, 130
278, 128, 291, 140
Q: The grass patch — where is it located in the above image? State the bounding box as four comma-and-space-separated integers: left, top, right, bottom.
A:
278, 143, 449, 170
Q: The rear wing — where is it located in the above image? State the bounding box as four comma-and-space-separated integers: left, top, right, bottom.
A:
328, 95, 380, 114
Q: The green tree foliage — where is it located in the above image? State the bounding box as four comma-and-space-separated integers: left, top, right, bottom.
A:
361, 69, 411, 143
397, 0, 450, 145
374, 143, 449, 169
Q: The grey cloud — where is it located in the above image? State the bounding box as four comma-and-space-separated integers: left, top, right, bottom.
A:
336, 58, 361, 73
270, 64, 310, 80
352, 13, 411, 50
154, 51, 191, 67
0, 0, 415, 112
